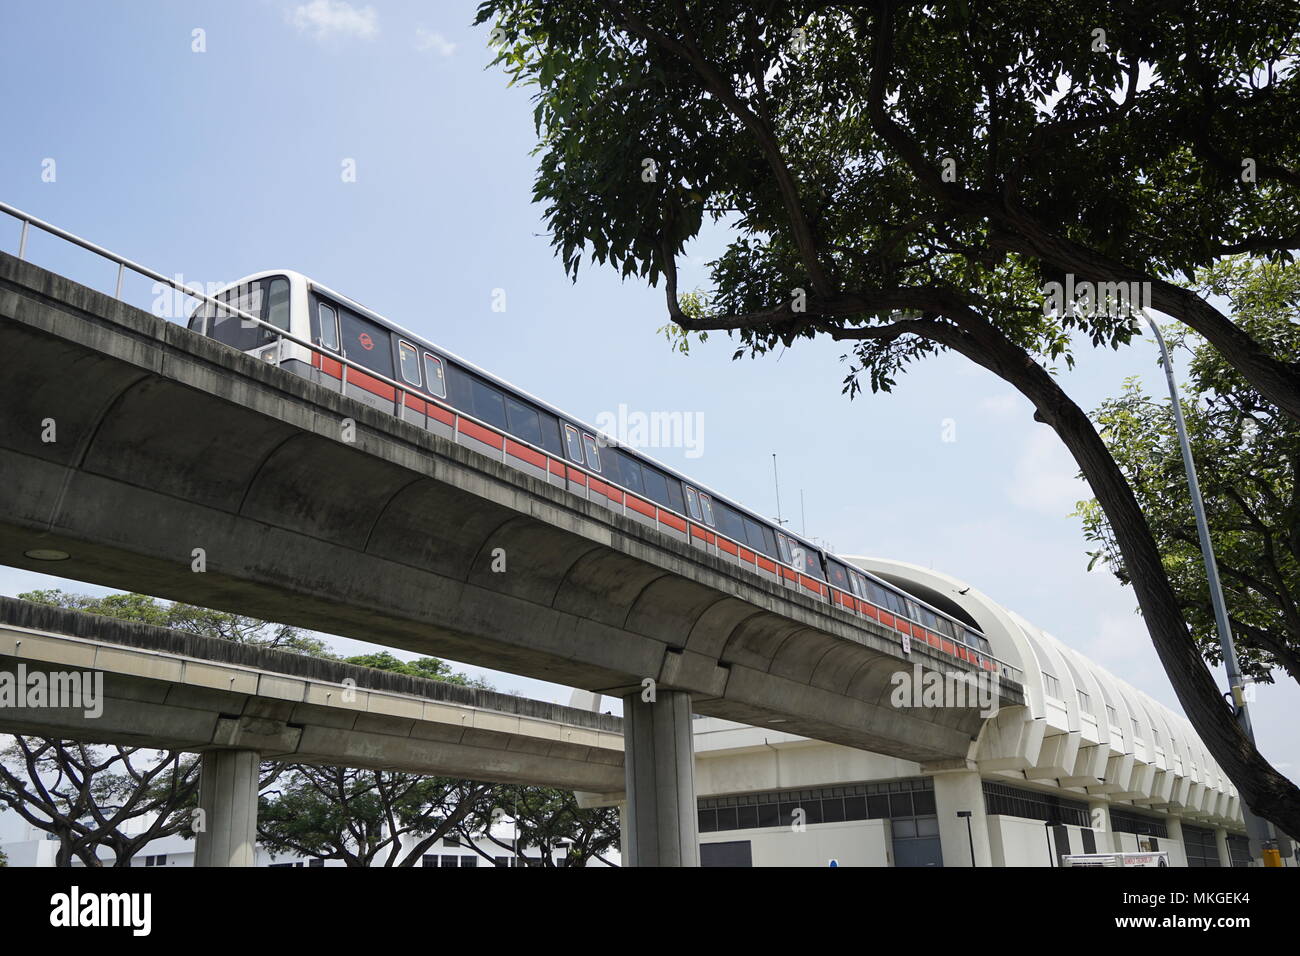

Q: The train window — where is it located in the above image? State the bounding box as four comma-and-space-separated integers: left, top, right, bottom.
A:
713, 502, 748, 544
505, 396, 543, 447
776, 533, 793, 565
935, 617, 955, 639
791, 543, 823, 578
470, 378, 508, 430
666, 480, 686, 515
207, 280, 268, 351
317, 303, 340, 351
803, 549, 827, 580
698, 493, 716, 526
742, 516, 769, 554
538, 414, 564, 456
617, 452, 645, 495
398, 341, 422, 386
339, 309, 394, 378
641, 466, 671, 506
827, 562, 851, 592
564, 424, 584, 463
904, 599, 921, 622
684, 486, 702, 521
920, 607, 939, 630
581, 434, 602, 472
266, 278, 290, 331
864, 579, 887, 606
423, 353, 447, 399
848, 570, 866, 599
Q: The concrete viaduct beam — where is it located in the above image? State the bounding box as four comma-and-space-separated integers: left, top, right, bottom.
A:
0, 253, 1020, 769
0, 598, 626, 793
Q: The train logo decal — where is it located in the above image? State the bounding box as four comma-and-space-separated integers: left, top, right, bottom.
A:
358, 332, 375, 351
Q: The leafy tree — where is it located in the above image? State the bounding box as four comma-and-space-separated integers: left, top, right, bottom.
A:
343, 651, 494, 688
0, 846, 7, 866
475, 0, 1300, 835
0, 739, 199, 867
457, 785, 620, 867
19, 589, 335, 657
5, 591, 491, 865
1078, 257, 1300, 685
257, 768, 494, 867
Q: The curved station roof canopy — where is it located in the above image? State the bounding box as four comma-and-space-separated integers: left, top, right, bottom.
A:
845, 556, 1243, 829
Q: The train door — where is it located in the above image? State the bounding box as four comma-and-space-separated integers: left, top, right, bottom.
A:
313, 298, 343, 392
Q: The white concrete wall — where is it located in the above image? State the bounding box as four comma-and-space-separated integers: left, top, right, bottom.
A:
986, 815, 1058, 866
693, 719, 920, 797
700, 819, 891, 867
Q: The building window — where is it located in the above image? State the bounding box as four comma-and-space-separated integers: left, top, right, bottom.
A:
1109, 808, 1169, 839
1227, 834, 1252, 867
1183, 825, 1220, 868
699, 778, 938, 834
982, 782, 1089, 828
1042, 672, 1062, 697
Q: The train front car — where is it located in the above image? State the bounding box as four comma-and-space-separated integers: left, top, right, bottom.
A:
186, 271, 315, 374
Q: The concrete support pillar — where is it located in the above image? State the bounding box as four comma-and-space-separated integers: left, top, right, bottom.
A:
621, 689, 698, 867
617, 802, 630, 866
1165, 815, 1184, 865
931, 769, 992, 867
194, 749, 260, 867
1214, 827, 1232, 868
1089, 798, 1115, 852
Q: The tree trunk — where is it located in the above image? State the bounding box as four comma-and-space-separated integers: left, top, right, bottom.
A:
1001, 216, 1300, 422
968, 332, 1300, 839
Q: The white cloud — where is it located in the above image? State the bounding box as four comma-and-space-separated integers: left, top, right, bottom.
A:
414, 28, 456, 57
288, 0, 378, 43
977, 392, 1021, 417
1007, 428, 1088, 516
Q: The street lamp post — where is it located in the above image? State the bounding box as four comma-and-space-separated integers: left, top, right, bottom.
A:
1142, 312, 1279, 866
957, 810, 976, 867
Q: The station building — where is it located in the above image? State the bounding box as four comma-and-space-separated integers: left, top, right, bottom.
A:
2, 558, 1291, 868
689, 557, 1284, 867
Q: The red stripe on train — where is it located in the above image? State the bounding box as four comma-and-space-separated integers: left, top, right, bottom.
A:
459, 418, 503, 449
660, 512, 687, 533
627, 495, 656, 519
506, 439, 546, 469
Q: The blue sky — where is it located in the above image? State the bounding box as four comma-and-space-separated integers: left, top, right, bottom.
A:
0, 0, 1295, 791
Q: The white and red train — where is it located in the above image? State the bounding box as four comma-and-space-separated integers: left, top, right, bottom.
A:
188, 270, 1010, 680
